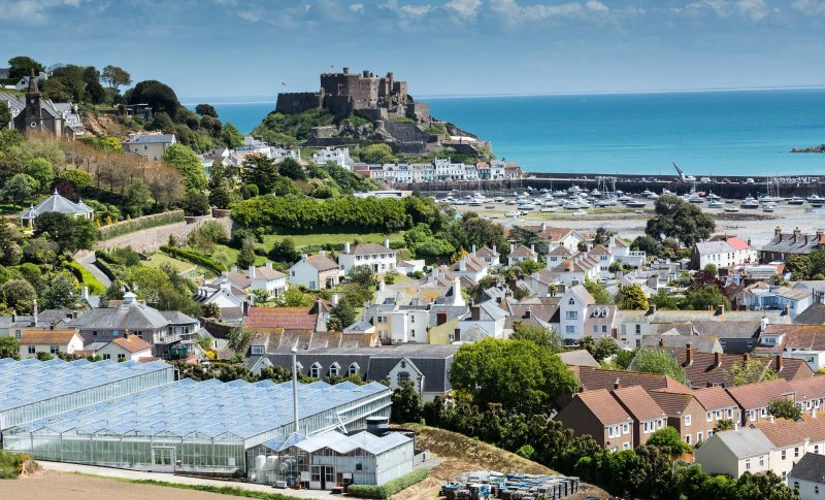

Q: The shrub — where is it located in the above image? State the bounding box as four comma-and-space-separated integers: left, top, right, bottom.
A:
346, 468, 429, 499
65, 261, 106, 295
98, 210, 185, 240
159, 246, 224, 274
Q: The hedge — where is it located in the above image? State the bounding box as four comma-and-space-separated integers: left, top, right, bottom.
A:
126, 479, 296, 499
97, 210, 186, 240
65, 261, 106, 295
347, 468, 428, 499
159, 245, 224, 274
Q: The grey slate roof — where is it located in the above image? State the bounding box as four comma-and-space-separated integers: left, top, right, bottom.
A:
712, 427, 775, 458
20, 190, 93, 220
68, 302, 175, 330
796, 304, 825, 325
558, 350, 600, 367
694, 241, 734, 255
124, 133, 176, 144
789, 453, 825, 484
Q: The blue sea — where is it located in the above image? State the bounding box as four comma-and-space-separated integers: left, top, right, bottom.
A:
187, 89, 825, 176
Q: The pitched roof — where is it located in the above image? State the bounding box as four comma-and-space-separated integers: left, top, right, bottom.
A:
124, 133, 176, 144
474, 246, 499, 258
350, 243, 390, 255
68, 302, 172, 330
751, 418, 806, 448
109, 335, 152, 354
709, 427, 775, 458
669, 349, 814, 388
558, 350, 600, 368
726, 379, 795, 411
797, 411, 825, 444
304, 254, 339, 271
20, 190, 92, 220
611, 386, 666, 421
649, 389, 695, 416
588, 245, 612, 256
245, 307, 318, 331
509, 244, 537, 258
642, 334, 722, 354
693, 386, 738, 411
576, 366, 692, 393
795, 304, 825, 325
758, 324, 825, 352
694, 240, 735, 255
548, 245, 573, 257
574, 389, 633, 426
19, 329, 78, 345
790, 453, 825, 484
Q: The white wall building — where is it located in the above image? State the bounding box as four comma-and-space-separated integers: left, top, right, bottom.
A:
338, 240, 396, 275
559, 285, 595, 344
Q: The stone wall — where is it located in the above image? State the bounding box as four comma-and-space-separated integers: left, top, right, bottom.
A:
95, 216, 234, 253
383, 121, 434, 145
275, 92, 323, 114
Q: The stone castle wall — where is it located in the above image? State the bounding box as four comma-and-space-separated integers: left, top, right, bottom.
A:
95, 216, 235, 253
275, 92, 323, 115
383, 121, 435, 145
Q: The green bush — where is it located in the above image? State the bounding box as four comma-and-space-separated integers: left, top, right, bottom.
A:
65, 261, 106, 295
159, 245, 224, 274
347, 468, 428, 499
98, 210, 185, 240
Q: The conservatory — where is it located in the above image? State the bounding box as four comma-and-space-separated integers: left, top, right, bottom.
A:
0, 357, 173, 431
2, 377, 392, 474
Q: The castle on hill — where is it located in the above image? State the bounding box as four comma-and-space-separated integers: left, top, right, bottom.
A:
276, 67, 430, 124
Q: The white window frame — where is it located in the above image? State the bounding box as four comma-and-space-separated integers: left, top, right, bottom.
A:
685, 415, 692, 427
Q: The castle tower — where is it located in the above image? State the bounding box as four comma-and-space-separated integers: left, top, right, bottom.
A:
23, 69, 43, 133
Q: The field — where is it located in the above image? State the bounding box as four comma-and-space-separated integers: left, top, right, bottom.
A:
395, 424, 611, 500
261, 232, 404, 249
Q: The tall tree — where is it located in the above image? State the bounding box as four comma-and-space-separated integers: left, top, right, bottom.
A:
2, 173, 38, 206
279, 157, 306, 181
122, 179, 154, 217
8, 56, 44, 79
618, 283, 649, 310
0, 336, 19, 360
391, 380, 423, 423
127, 80, 180, 114
22, 158, 55, 195
645, 194, 715, 246
161, 144, 208, 191
0, 279, 37, 314
195, 103, 218, 118
510, 321, 561, 351
725, 359, 778, 386
0, 102, 11, 127
41, 275, 78, 309
241, 154, 280, 194
101, 65, 132, 89
33, 212, 97, 254
632, 347, 687, 383
220, 123, 244, 149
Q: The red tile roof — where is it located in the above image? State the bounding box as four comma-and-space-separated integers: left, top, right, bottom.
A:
110, 335, 151, 353
726, 379, 795, 411
575, 389, 633, 426
612, 386, 667, 421
245, 307, 318, 331
751, 418, 806, 448
576, 366, 692, 393
693, 386, 739, 411
19, 329, 78, 345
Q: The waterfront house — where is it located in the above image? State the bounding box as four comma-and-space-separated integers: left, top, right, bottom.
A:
789, 453, 825, 500
760, 227, 825, 263
18, 329, 84, 359
691, 235, 757, 271
290, 252, 341, 290
312, 146, 353, 169
338, 240, 397, 275
553, 389, 635, 451
122, 131, 176, 161
694, 427, 774, 478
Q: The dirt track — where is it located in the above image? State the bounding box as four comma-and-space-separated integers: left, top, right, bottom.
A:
2, 470, 251, 500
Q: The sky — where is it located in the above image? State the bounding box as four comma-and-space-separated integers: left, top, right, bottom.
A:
1, 0, 825, 99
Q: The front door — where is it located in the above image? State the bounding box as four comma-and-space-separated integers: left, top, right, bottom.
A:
151, 447, 175, 473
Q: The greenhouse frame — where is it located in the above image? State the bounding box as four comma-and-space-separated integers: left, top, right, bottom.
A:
0, 357, 173, 431
3, 375, 392, 475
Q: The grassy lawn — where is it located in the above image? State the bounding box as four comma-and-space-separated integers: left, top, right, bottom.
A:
212, 244, 267, 267
145, 253, 197, 273
261, 231, 404, 249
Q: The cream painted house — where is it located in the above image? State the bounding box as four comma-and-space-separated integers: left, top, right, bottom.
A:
122, 132, 176, 161
18, 329, 84, 359
694, 427, 775, 478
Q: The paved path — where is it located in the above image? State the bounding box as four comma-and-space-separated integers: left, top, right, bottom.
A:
75, 251, 112, 288
38, 461, 337, 499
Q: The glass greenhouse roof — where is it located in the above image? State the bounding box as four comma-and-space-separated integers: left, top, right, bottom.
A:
0, 358, 173, 412
13, 378, 390, 440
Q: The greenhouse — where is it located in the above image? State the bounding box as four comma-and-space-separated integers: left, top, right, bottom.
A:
3, 377, 392, 474
0, 357, 174, 431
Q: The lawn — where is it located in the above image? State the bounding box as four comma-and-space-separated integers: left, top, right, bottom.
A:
261, 231, 405, 249
145, 253, 197, 273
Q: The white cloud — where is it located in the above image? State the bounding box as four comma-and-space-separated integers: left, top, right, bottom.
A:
237, 10, 261, 22
445, 0, 482, 18
350, 3, 364, 13
490, 0, 616, 24
380, 0, 434, 17
675, 0, 770, 21
0, 0, 86, 24
585, 0, 608, 13
791, 0, 825, 14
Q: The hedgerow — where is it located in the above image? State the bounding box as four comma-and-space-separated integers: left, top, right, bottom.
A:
98, 210, 186, 240
346, 468, 428, 499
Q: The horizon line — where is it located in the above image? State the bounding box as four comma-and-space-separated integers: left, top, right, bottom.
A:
181, 84, 825, 104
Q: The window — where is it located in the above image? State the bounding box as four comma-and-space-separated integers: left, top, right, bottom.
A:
348, 363, 359, 377
93, 330, 98, 337
117, 354, 125, 361
566, 326, 576, 334
727, 408, 733, 418
716, 410, 722, 419
102, 354, 111, 360
355, 462, 363, 471
760, 408, 767, 417
28, 346, 35, 354
593, 325, 598, 334
685, 434, 691, 445
411, 316, 415, 324
602, 325, 607, 333
759, 457, 764, 467
745, 459, 751, 471
782, 450, 786, 460
251, 346, 264, 355
816, 445, 820, 454
795, 447, 800, 458
15, 330, 21, 339
310, 363, 321, 379
622, 442, 630, 450
397, 371, 411, 385
566, 311, 578, 320
697, 432, 703, 442
635, 325, 641, 335
706, 412, 713, 422
329, 363, 340, 377
816, 486, 820, 494
622, 423, 630, 434
685, 415, 692, 426
568, 298, 576, 305
50, 345, 59, 354
794, 482, 799, 489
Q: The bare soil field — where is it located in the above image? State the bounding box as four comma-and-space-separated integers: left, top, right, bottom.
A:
1, 470, 251, 500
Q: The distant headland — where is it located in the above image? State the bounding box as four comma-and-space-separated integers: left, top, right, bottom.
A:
791, 144, 825, 153
253, 68, 493, 163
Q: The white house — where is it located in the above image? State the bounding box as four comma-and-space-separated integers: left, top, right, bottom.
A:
694, 427, 775, 479
474, 245, 501, 269
790, 453, 825, 499
751, 418, 809, 482
507, 244, 538, 267
95, 335, 153, 362
589, 245, 615, 274
18, 329, 84, 359
313, 147, 353, 169
457, 301, 508, 341
692, 235, 757, 271
396, 260, 425, 276
609, 237, 647, 268
289, 253, 341, 290
338, 240, 397, 275
122, 132, 176, 161
387, 308, 431, 344
559, 285, 595, 344
740, 284, 812, 319
451, 254, 489, 284
224, 263, 287, 298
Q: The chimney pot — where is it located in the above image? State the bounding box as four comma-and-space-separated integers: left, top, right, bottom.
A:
714, 351, 722, 367
384, 238, 390, 249
613, 378, 621, 390
744, 352, 751, 362
776, 354, 784, 372
248, 265, 256, 279
686, 343, 694, 365
659, 339, 664, 348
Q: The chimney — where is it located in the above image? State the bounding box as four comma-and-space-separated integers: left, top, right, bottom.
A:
453, 328, 461, 342
11, 312, 16, 323
265, 261, 273, 269
769, 415, 775, 423
613, 378, 621, 390
384, 238, 390, 249
609, 236, 616, 249
122, 292, 136, 305
659, 339, 665, 348
775, 354, 784, 372
714, 351, 723, 368
471, 305, 481, 321
784, 303, 790, 316
332, 293, 340, 307
436, 310, 447, 326
81, 285, 89, 300
451, 278, 465, 307
530, 243, 535, 254
775, 226, 782, 238
541, 222, 547, 231
32, 300, 38, 325
805, 235, 810, 245
744, 352, 751, 362
686, 343, 694, 366
794, 227, 802, 242
648, 304, 657, 316
343, 67, 350, 74
716, 304, 725, 316
471, 244, 477, 255
459, 259, 467, 272
248, 265, 256, 279
580, 385, 586, 393
344, 241, 351, 254
492, 244, 497, 255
